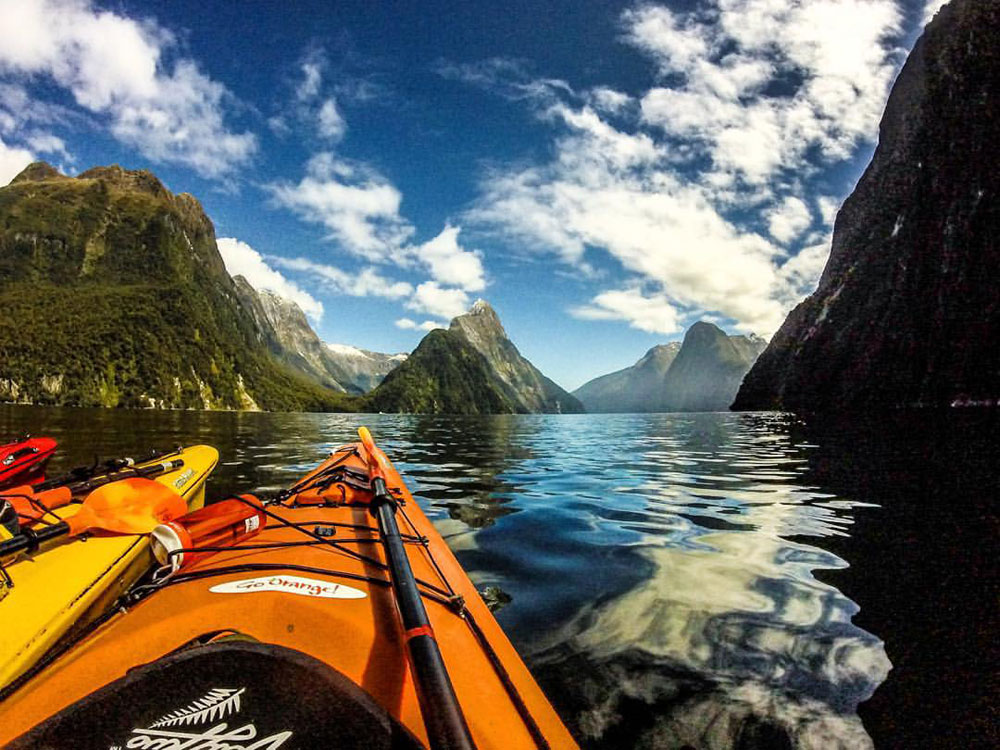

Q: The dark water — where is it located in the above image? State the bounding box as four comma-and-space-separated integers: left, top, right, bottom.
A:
1, 405, 996, 748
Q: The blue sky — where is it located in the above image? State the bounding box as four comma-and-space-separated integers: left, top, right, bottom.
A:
0, 0, 945, 389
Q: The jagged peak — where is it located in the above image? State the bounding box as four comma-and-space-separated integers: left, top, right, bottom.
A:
10, 161, 66, 184
450, 298, 507, 340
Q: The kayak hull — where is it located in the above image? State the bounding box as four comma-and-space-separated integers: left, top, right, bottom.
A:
0, 437, 56, 489
0, 445, 218, 692
0, 442, 576, 749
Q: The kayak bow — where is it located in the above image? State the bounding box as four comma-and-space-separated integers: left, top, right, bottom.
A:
0, 436, 576, 749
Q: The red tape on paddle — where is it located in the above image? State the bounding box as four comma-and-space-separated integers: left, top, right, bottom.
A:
403, 625, 435, 642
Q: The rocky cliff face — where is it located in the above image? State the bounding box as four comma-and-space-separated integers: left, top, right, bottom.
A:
450, 300, 583, 413
323, 344, 407, 393
0, 162, 349, 410
232, 277, 405, 394
367, 300, 583, 414
233, 277, 346, 393
734, 0, 999, 413
574, 343, 681, 413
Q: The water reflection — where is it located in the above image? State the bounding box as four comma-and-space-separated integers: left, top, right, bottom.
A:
516, 413, 888, 748
0, 406, 893, 748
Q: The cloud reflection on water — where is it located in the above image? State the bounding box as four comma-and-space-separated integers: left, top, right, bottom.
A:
525, 414, 890, 748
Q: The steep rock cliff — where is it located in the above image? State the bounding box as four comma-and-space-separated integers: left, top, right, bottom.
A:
734, 0, 1000, 412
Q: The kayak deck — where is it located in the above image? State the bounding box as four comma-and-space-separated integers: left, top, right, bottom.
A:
0, 443, 576, 749
0, 445, 218, 691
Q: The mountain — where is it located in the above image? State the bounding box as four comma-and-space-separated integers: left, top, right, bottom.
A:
574, 343, 681, 413
573, 324, 766, 413
366, 300, 584, 414
660, 322, 767, 412
233, 277, 406, 394
233, 276, 346, 392
734, 0, 999, 413
0, 163, 351, 410
323, 344, 407, 393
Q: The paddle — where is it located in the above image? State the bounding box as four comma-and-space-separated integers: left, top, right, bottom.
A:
358, 427, 476, 750
35, 453, 184, 492
0, 478, 188, 559
2, 458, 185, 528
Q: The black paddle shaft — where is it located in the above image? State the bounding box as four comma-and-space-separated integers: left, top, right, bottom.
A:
0, 520, 70, 557
371, 477, 476, 750
35, 458, 184, 494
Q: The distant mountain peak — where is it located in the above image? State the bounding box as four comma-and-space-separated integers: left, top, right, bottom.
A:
574, 322, 766, 413
232, 277, 404, 394
450, 298, 508, 343
11, 161, 66, 184
637, 342, 682, 367
369, 298, 582, 414
684, 320, 727, 342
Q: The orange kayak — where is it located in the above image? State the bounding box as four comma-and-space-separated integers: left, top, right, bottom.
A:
0, 433, 577, 749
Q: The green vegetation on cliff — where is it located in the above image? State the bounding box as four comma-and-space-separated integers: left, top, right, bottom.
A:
365, 330, 518, 414
0, 163, 354, 411
364, 300, 584, 414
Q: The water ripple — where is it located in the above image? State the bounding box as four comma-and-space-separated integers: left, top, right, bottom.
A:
0, 406, 890, 749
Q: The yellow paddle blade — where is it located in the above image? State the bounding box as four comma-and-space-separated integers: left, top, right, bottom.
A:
66, 478, 188, 536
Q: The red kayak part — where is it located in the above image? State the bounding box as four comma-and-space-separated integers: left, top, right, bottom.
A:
0, 438, 57, 490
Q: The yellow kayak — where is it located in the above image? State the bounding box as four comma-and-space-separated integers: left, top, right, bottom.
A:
0, 444, 218, 690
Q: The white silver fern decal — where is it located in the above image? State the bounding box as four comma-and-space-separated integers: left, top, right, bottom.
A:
149, 687, 245, 728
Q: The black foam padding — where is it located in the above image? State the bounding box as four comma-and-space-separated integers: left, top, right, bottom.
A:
9, 639, 425, 749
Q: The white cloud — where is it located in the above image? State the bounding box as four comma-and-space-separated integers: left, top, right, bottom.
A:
632, 1, 902, 183
270, 156, 486, 320
271, 256, 413, 300
472, 127, 786, 332
623, 5, 709, 74
768, 197, 813, 244
405, 281, 470, 320
291, 52, 349, 142
0, 135, 33, 186
217, 237, 324, 321
464, 0, 905, 336
571, 288, 682, 335
435, 57, 572, 103
777, 237, 832, 305
414, 225, 485, 292
588, 86, 632, 114
922, 0, 950, 25
817, 196, 841, 226
25, 132, 68, 159
0, 0, 255, 179
297, 56, 323, 101
317, 98, 345, 141
395, 318, 443, 331
269, 152, 412, 260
